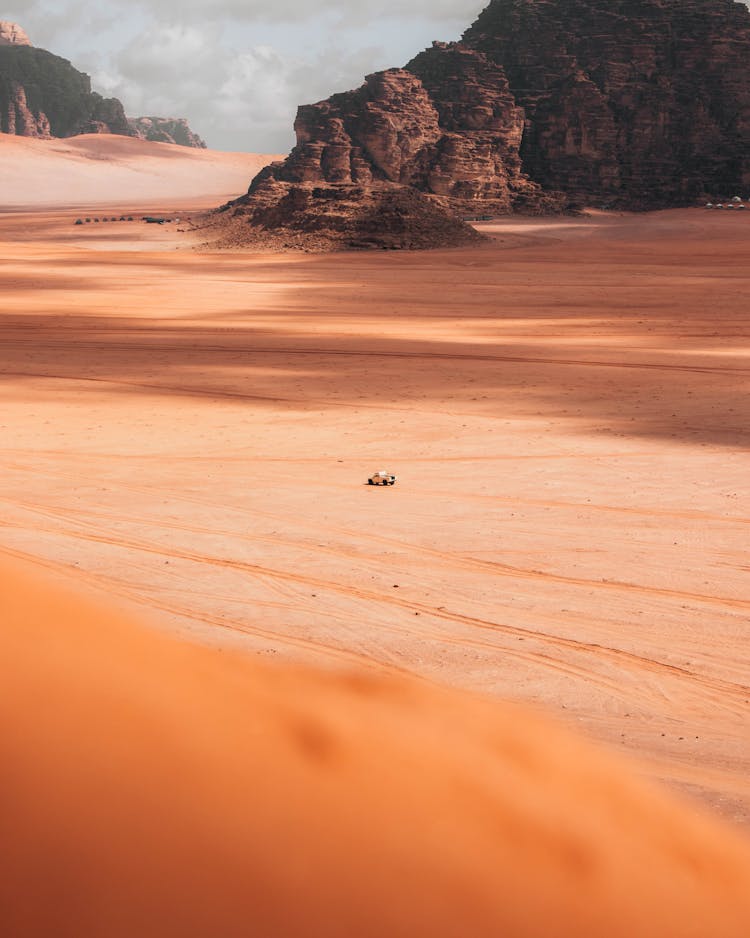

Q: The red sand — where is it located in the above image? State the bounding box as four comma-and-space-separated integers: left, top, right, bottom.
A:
0, 183, 749, 833
3, 557, 750, 937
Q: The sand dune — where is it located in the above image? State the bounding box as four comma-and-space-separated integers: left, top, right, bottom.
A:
0, 132, 280, 209
2, 556, 750, 937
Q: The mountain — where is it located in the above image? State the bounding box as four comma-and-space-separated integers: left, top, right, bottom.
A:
0, 41, 131, 138
229, 0, 750, 248
128, 116, 207, 149
0, 23, 205, 147
461, 0, 750, 207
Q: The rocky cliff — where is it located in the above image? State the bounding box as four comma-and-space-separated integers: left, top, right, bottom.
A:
0, 24, 205, 146
229, 47, 559, 249
232, 0, 750, 249
240, 50, 560, 222
128, 116, 207, 148
462, 0, 750, 207
0, 43, 131, 138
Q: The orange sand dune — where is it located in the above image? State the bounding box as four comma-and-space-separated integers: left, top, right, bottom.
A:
0, 132, 280, 209
2, 556, 750, 938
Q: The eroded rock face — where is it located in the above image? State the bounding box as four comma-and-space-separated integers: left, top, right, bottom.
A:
231, 48, 559, 249
0, 43, 134, 138
405, 42, 562, 212
0, 22, 31, 47
462, 0, 750, 206
128, 116, 207, 148
0, 27, 205, 147
249, 55, 553, 215
4, 82, 50, 137
274, 70, 440, 188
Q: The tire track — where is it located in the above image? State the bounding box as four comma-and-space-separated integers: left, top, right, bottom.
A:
0, 517, 707, 713
4, 339, 750, 375
5, 490, 750, 618
2, 499, 748, 713
0, 543, 422, 678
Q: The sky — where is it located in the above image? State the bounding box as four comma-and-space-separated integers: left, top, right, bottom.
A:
4, 0, 487, 152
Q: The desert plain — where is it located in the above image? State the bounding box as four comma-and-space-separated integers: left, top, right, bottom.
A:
2, 134, 750, 833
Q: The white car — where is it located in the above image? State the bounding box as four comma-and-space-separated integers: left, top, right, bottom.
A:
368, 470, 397, 486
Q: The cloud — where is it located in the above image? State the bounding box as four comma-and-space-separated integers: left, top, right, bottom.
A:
3, 0, 487, 151
3, 0, 123, 50
88, 20, 391, 152
124, 0, 484, 26
211, 43, 389, 150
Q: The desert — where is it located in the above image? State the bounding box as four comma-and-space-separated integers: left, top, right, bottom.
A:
0, 133, 280, 209
2, 154, 749, 825
4, 0, 750, 931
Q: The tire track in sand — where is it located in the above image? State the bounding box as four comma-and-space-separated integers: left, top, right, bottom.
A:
1, 498, 748, 715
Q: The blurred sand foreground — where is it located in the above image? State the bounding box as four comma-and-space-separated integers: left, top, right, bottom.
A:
2, 556, 750, 938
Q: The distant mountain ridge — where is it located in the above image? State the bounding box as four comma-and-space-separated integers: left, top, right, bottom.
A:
0, 22, 205, 147
128, 117, 206, 149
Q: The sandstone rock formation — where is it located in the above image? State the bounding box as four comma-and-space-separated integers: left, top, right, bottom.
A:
0, 40, 133, 138
129, 116, 206, 149
233, 0, 750, 248
0, 21, 31, 46
462, 0, 750, 207
228, 52, 558, 249
0, 24, 206, 147
239, 54, 560, 221
3, 83, 50, 137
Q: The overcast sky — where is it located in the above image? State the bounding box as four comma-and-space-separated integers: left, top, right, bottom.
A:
4, 0, 486, 151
